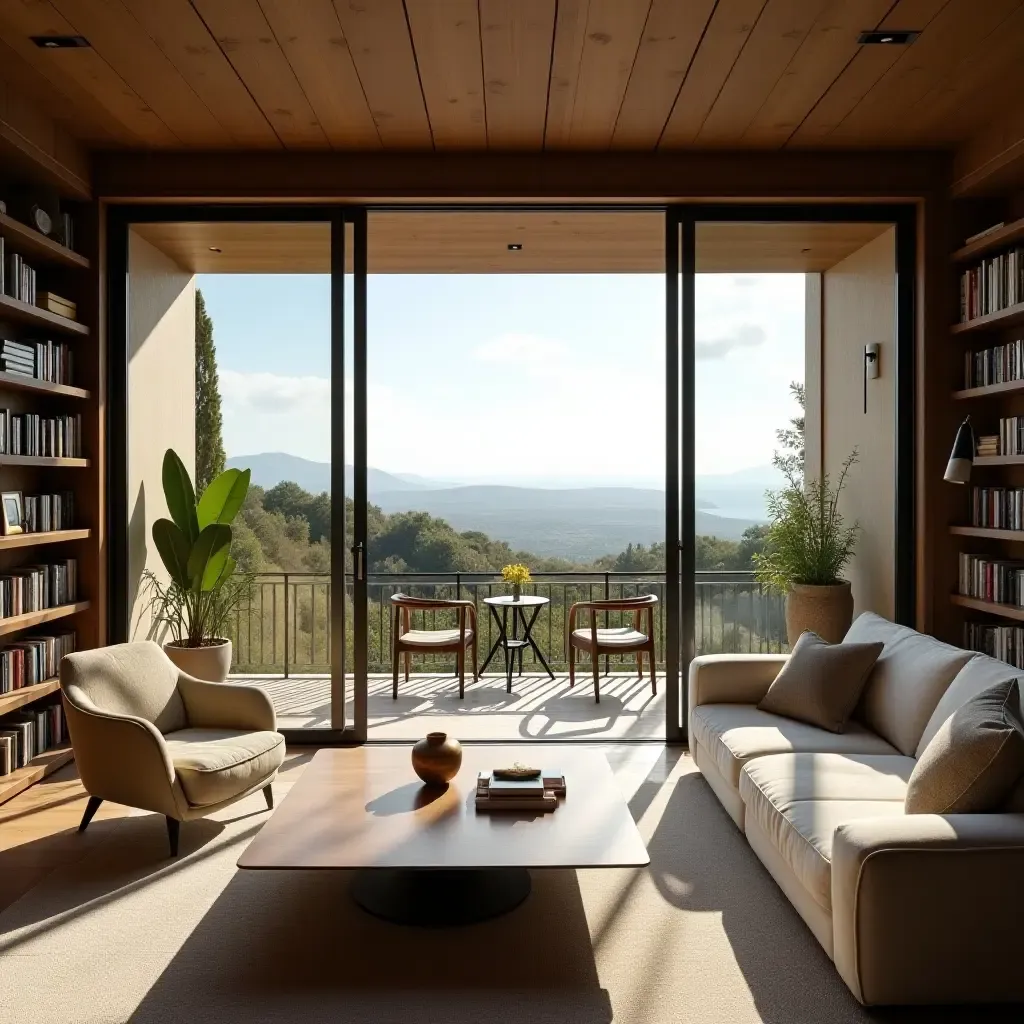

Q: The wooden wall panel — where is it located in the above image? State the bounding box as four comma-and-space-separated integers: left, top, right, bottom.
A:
610, 0, 716, 149
404, 0, 486, 149
119, 0, 279, 148
191, 0, 328, 148
332, 0, 432, 149
479, 0, 555, 149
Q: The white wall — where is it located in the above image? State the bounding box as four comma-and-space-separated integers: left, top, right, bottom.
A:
127, 230, 196, 640
817, 228, 896, 619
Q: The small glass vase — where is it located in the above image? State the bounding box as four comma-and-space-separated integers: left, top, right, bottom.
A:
512, 583, 522, 602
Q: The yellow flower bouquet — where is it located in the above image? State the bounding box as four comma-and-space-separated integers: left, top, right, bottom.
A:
501, 563, 531, 600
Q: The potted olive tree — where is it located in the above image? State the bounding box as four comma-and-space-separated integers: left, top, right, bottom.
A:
143, 449, 252, 681
755, 451, 859, 645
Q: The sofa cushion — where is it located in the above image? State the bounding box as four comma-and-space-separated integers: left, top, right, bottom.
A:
845, 612, 972, 756
165, 728, 284, 807
758, 630, 883, 732
906, 679, 1024, 814
690, 703, 900, 789
740, 753, 914, 911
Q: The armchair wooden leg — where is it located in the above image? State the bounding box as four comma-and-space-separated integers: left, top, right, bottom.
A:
637, 651, 643, 680
263, 783, 274, 810
392, 642, 400, 699
78, 795, 102, 833
472, 634, 479, 682
166, 817, 180, 858
458, 647, 465, 699
569, 644, 575, 687
592, 653, 601, 703
404, 651, 411, 683
650, 647, 657, 694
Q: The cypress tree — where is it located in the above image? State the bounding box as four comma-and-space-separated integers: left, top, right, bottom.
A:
195, 288, 226, 495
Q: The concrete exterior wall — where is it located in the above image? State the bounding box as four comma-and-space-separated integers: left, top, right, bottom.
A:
820, 228, 896, 619
127, 230, 195, 640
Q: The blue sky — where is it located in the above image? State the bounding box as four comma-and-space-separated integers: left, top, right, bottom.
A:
199, 272, 805, 484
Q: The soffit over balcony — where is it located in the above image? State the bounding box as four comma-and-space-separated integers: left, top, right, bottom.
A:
132, 215, 891, 275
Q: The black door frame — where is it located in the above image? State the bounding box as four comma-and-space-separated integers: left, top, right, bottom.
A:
666, 203, 917, 743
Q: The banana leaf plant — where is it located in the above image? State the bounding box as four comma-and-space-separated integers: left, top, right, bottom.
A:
145, 449, 252, 647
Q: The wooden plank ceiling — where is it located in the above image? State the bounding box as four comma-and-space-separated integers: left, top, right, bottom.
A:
0, 0, 1021, 154
132, 214, 890, 273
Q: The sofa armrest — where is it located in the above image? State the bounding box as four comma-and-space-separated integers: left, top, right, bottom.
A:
687, 653, 788, 721
61, 692, 183, 819
177, 674, 277, 732
831, 813, 1024, 1005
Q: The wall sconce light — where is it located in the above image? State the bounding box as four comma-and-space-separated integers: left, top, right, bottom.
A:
863, 343, 879, 413
944, 416, 975, 484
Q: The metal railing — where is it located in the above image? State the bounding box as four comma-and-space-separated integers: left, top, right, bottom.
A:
227, 570, 787, 676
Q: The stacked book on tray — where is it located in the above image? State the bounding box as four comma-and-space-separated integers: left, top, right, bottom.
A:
0, 631, 75, 694
0, 559, 77, 619
975, 435, 999, 458
0, 703, 67, 776
1, 338, 75, 385
476, 770, 566, 812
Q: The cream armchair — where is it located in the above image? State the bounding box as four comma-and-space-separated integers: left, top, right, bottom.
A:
61, 641, 284, 857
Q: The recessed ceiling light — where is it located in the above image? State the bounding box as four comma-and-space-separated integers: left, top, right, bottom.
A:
31, 35, 90, 48
507, 243, 523, 251
208, 247, 222, 253
857, 30, 919, 45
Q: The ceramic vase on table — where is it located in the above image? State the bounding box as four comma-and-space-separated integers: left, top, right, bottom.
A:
785, 582, 853, 646
512, 583, 522, 602
412, 732, 463, 786
163, 639, 233, 682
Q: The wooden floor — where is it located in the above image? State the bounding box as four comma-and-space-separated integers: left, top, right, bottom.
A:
236, 671, 666, 739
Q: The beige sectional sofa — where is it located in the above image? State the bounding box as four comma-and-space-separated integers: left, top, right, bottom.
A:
689, 612, 1024, 1006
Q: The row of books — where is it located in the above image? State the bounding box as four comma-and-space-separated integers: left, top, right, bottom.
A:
970, 487, 1024, 531
0, 410, 82, 458
960, 246, 1024, 322
475, 770, 566, 812
958, 553, 1024, 607
964, 622, 1024, 670
0, 703, 67, 776
0, 560, 77, 620
0, 632, 74, 694
964, 337, 1024, 388
0, 338, 75, 386
24, 492, 74, 533
0, 240, 37, 306
979, 417, 1024, 457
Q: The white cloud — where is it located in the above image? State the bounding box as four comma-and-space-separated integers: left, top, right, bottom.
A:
695, 323, 765, 360
472, 332, 567, 365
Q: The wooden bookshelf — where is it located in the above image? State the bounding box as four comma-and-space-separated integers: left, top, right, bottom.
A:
0, 677, 59, 716
950, 302, 1024, 335
971, 455, 1024, 467
0, 529, 90, 549
0, 745, 73, 806
0, 601, 89, 639
0, 293, 88, 336
0, 211, 89, 269
953, 379, 1024, 400
950, 525, 1024, 542
950, 594, 1024, 623
0, 455, 89, 468
0, 371, 89, 399
952, 217, 1024, 263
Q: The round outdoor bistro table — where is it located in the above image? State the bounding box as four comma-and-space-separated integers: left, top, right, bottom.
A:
480, 595, 555, 690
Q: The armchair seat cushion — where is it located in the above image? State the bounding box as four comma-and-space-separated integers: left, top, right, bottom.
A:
691, 703, 900, 788
164, 728, 284, 808
398, 628, 474, 647
571, 627, 648, 646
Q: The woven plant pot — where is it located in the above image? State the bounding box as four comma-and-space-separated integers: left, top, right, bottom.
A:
785, 582, 853, 646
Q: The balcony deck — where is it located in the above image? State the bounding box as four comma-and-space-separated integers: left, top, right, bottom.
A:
234, 671, 665, 740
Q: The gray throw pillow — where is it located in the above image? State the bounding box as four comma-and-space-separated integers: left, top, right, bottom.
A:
905, 678, 1024, 814
758, 630, 884, 733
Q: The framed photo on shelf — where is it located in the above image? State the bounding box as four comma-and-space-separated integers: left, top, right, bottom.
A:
1, 491, 24, 535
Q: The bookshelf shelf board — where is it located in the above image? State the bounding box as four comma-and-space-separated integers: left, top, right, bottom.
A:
0, 372, 89, 399
0, 212, 89, 270
0, 455, 88, 468
0, 601, 89, 638
950, 595, 1024, 622
950, 526, 1024, 541
0, 745, 73, 807
971, 455, 1024, 467
0, 529, 90, 549
953, 218, 1024, 263
951, 303, 1024, 336
953, 379, 1024, 399
0, 677, 59, 716
0, 294, 88, 336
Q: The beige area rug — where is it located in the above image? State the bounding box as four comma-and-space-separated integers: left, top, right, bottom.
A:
0, 749, 1016, 1024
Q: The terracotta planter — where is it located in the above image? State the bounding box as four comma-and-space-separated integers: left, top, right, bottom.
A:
411, 732, 463, 787
163, 639, 232, 682
785, 582, 853, 646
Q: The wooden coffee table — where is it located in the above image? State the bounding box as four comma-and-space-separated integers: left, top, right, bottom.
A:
238, 746, 649, 926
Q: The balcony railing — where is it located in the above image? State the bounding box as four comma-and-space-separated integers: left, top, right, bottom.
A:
227, 571, 787, 677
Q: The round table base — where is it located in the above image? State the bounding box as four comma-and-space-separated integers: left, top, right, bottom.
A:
351, 867, 531, 927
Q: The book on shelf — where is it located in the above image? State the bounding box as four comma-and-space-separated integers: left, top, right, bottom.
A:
965, 621, 1024, 669
0, 702, 67, 775
59, 212, 74, 253
958, 553, 1024, 606
965, 338, 1024, 388
23, 491, 74, 533
975, 434, 999, 456
37, 292, 76, 319
0, 631, 75, 694
971, 487, 1024, 531
960, 245, 1024, 322
0, 339, 74, 386
965, 223, 1006, 245
3, 251, 37, 306
0, 559, 77, 619
0, 409, 82, 457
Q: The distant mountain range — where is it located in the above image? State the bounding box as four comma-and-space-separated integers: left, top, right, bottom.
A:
228, 452, 774, 558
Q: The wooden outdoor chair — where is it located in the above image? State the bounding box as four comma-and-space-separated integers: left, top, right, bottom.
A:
567, 594, 658, 703
390, 593, 478, 699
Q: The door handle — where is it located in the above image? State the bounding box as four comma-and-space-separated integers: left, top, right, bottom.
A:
352, 542, 365, 582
